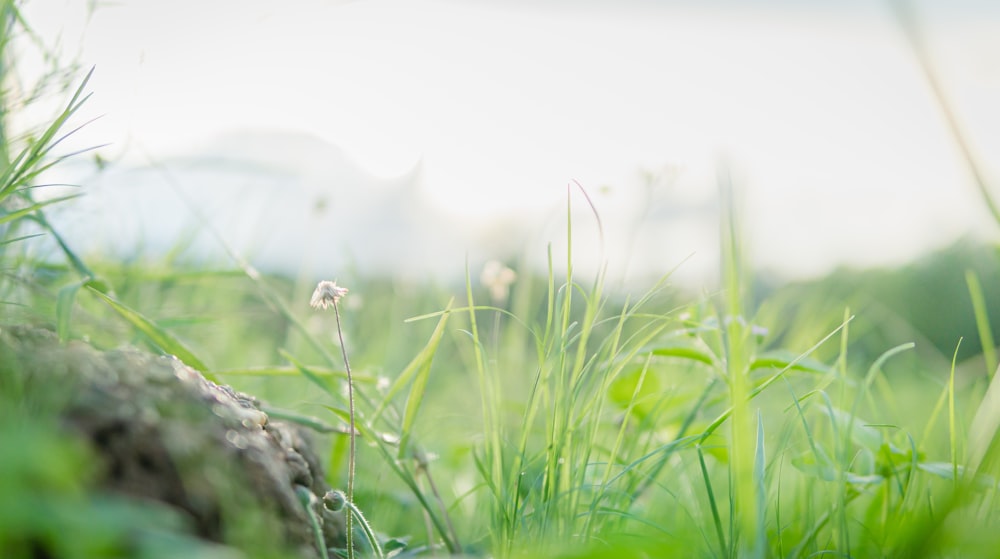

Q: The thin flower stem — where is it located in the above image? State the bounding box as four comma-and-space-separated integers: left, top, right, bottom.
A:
345, 500, 386, 559
333, 300, 356, 559
295, 485, 331, 559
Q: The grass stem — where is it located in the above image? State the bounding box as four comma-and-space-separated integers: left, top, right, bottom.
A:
333, 299, 357, 559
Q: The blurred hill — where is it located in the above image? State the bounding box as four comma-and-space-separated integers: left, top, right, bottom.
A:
757, 239, 1000, 376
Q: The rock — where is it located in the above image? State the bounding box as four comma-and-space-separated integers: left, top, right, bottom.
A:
0, 325, 346, 558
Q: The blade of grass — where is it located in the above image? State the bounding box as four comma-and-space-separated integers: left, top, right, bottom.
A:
56, 279, 85, 343
950, 339, 962, 485
968, 362, 1000, 474
371, 300, 452, 426
753, 410, 767, 558
32, 211, 101, 284
966, 270, 997, 376
259, 406, 337, 433
0, 193, 80, 225
280, 349, 338, 400
700, 318, 852, 442
87, 284, 212, 378
397, 302, 452, 457
719, 166, 756, 554
698, 445, 728, 558
893, 1, 1000, 228
320, 405, 460, 553
0, 67, 95, 195
211, 365, 346, 378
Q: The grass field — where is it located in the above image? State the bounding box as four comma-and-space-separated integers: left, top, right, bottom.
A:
5, 3, 1000, 558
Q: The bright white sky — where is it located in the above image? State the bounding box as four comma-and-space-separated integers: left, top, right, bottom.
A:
13, 0, 1000, 286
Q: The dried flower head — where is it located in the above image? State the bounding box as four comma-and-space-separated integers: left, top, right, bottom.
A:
310, 280, 349, 310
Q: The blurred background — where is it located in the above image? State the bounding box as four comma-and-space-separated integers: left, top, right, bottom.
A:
14, 0, 1000, 289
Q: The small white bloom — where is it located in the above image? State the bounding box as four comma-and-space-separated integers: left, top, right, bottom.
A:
310, 280, 349, 310
480, 260, 517, 304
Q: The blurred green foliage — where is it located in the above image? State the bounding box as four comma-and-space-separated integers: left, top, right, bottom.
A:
757, 239, 1000, 375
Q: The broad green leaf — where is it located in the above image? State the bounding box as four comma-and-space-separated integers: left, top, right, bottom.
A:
607, 364, 662, 419
825, 408, 883, 453
791, 447, 837, 481
650, 339, 716, 366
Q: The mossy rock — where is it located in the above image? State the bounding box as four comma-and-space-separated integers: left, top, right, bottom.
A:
0, 325, 346, 558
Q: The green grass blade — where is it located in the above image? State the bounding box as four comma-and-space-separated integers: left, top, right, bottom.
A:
0, 193, 81, 226
280, 349, 338, 400
56, 279, 85, 343
87, 285, 212, 378
966, 269, 997, 376
260, 406, 337, 433
33, 212, 101, 283
0, 232, 43, 246
0, 67, 95, 194
968, 361, 1000, 474
750, 350, 831, 375
753, 410, 767, 558
701, 318, 851, 441
320, 405, 460, 554
650, 341, 717, 366
396, 302, 452, 457
372, 300, 452, 423
950, 339, 962, 484
697, 445, 727, 558
211, 365, 355, 380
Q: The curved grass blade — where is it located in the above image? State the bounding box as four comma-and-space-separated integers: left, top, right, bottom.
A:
701, 318, 853, 441
1, 67, 95, 195
650, 341, 716, 366
966, 270, 997, 376
320, 404, 461, 554
371, 300, 452, 426
750, 350, 830, 375
397, 302, 452, 456
56, 279, 85, 343
211, 365, 379, 384
86, 285, 211, 379
0, 193, 81, 226
280, 349, 337, 400
260, 405, 338, 433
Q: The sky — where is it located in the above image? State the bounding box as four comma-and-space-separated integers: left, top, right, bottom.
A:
11, 0, 1000, 288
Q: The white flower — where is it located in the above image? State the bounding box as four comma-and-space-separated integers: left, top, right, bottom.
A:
480, 260, 517, 304
310, 280, 349, 310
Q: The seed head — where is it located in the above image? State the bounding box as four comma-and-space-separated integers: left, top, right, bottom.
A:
323, 489, 347, 512
310, 280, 349, 310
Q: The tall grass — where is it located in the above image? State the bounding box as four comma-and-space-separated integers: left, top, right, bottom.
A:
35, 172, 999, 558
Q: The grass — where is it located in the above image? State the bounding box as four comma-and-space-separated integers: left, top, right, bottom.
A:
14, 185, 998, 558
5, 2, 1000, 558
